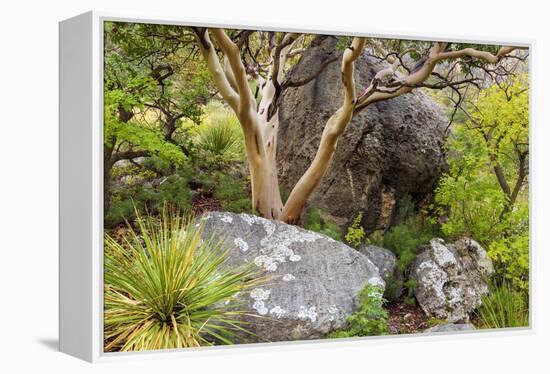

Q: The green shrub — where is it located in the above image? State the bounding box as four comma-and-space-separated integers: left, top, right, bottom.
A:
329, 285, 389, 338
381, 216, 435, 302
487, 204, 529, 292
303, 207, 342, 241
434, 91, 529, 293
200, 171, 252, 214
365, 230, 384, 247
345, 213, 365, 248
105, 174, 193, 227
104, 206, 260, 351
383, 216, 434, 273
383, 273, 402, 301
140, 156, 176, 175
475, 282, 529, 329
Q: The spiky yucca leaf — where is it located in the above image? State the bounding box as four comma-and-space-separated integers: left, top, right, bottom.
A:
104, 207, 260, 352
197, 110, 242, 159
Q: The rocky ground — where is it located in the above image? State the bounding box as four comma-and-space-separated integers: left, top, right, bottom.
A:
387, 298, 431, 334
191, 193, 222, 216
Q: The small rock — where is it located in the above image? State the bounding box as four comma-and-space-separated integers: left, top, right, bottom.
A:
424, 323, 476, 333
411, 238, 493, 322
358, 245, 403, 300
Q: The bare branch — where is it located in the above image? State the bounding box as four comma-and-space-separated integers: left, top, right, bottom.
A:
354, 43, 521, 114
282, 55, 339, 88
193, 28, 240, 112
280, 37, 366, 223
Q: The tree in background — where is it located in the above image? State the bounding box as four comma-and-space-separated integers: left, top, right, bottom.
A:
435, 75, 529, 290
192, 28, 527, 223
103, 22, 212, 210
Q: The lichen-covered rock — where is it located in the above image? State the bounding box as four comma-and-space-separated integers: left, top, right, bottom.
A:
358, 245, 403, 300
201, 212, 384, 342
278, 36, 448, 231
411, 238, 494, 322
424, 323, 475, 333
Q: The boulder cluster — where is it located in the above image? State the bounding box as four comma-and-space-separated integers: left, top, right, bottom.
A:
201, 212, 491, 341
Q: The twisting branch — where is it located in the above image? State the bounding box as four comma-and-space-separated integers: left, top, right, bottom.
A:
264, 33, 301, 121
282, 55, 339, 88
353, 43, 522, 115
192, 28, 240, 112
280, 37, 366, 223
436, 46, 518, 64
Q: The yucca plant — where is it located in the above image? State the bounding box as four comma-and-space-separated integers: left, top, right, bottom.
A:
197, 109, 243, 160
475, 282, 529, 329
104, 207, 260, 352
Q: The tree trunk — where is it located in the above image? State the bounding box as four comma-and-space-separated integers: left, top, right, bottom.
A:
252, 114, 284, 219
194, 28, 520, 225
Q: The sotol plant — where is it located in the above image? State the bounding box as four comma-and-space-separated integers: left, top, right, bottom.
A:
104, 207, 260, 351
197, 104, 243, 161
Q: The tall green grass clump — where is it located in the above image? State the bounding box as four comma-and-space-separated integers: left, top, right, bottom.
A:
104, 207, 260, 352
475, 282, 529, 329
197, 102, 243, 162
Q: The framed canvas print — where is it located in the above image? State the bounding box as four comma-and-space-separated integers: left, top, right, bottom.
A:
59, 11, 531, 362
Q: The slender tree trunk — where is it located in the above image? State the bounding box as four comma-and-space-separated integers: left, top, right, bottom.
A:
280, 38, 366, 223
253, 114, 284, 219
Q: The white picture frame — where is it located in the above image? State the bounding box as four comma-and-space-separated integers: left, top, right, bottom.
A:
59, 10, 533, 363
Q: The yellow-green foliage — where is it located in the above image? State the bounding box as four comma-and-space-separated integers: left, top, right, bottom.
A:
345, 213, 365, 248
487, 206, 529, 291
435, 76, 529, 292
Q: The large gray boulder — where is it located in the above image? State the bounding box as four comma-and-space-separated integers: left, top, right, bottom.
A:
201, 212, 384, 342
358, 244, 403, 300
411, 238, 494, 322
278, 36, 447, 230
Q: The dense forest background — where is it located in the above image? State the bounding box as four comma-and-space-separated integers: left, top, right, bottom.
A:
103, 22, 529, 351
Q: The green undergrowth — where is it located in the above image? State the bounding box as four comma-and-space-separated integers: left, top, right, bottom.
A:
303, 207, 342, 241
329, 285, 389, 338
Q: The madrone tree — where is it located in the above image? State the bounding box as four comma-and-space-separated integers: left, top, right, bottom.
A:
192, 28, 526, 223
